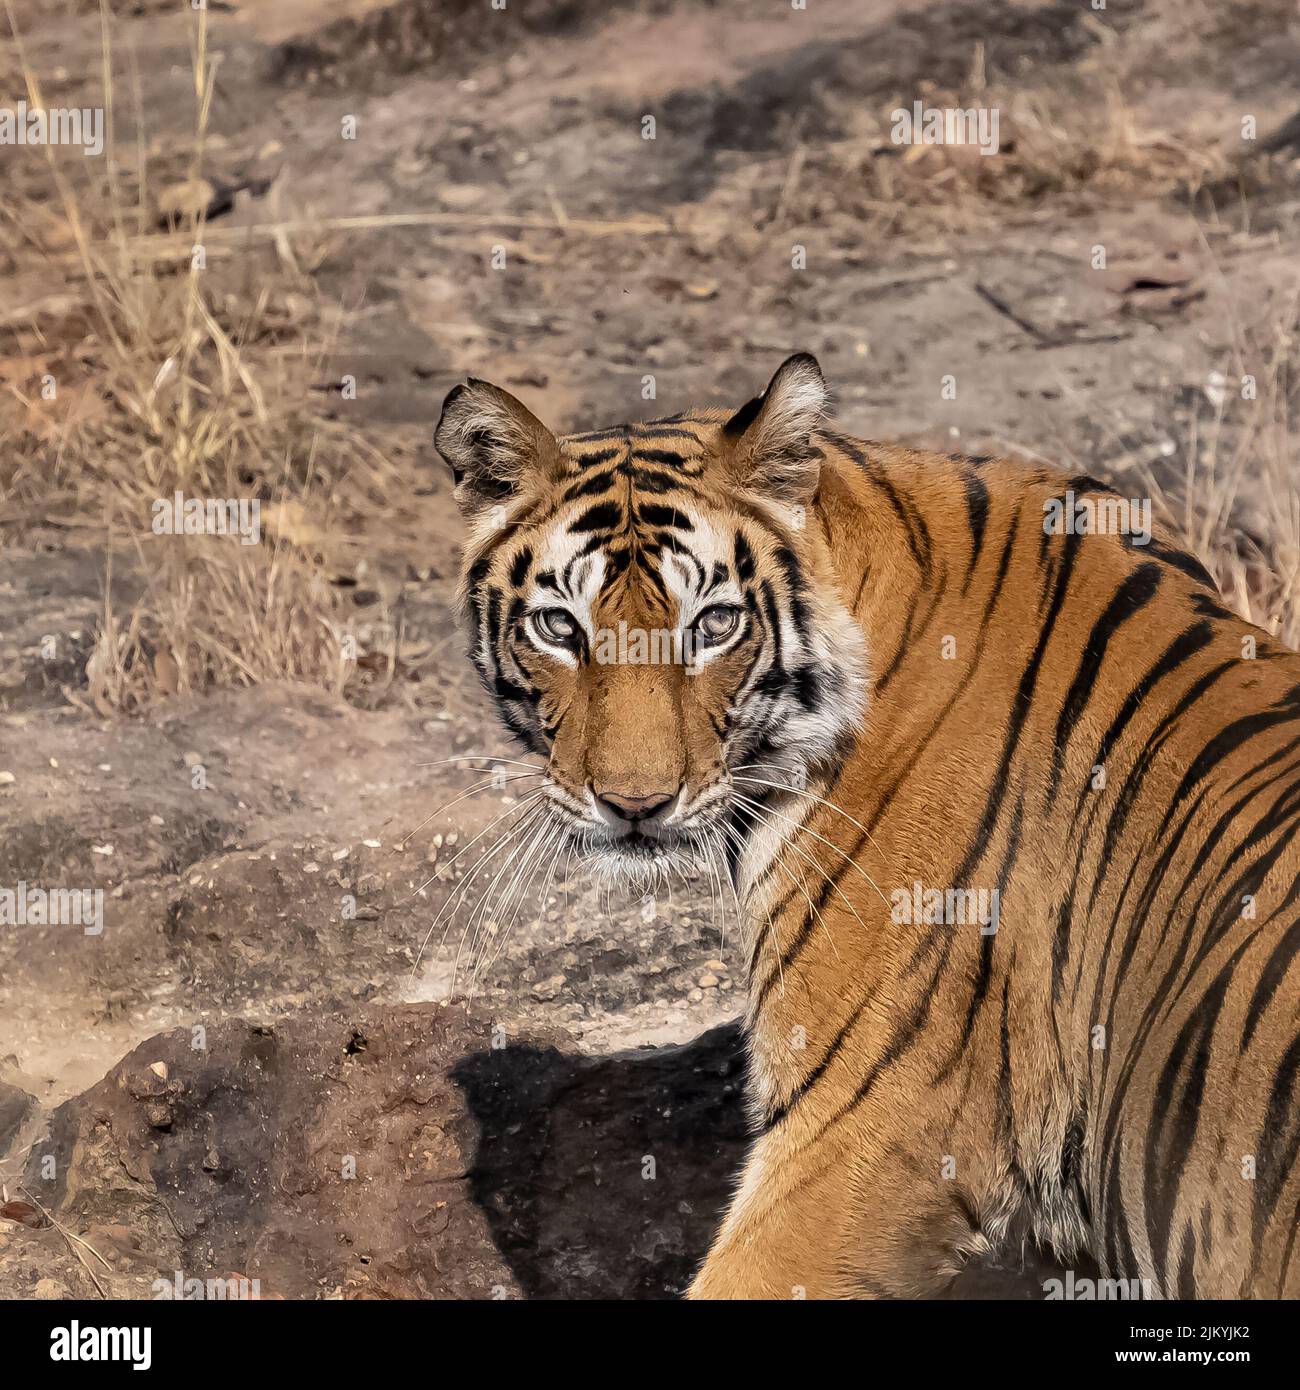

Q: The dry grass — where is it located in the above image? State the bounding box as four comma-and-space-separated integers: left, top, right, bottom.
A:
777, 75, 1229, 240
1012, 288, 1300, 647
0, 5, 402, 713
1144, 326, 1300, 649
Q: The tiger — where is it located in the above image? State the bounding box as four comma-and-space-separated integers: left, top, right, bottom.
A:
435, 352, 1300, 1299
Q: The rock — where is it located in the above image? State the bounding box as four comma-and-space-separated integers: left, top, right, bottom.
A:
33, 1278, 70, 1299
18, 1005, 750, 1299
0, 1081, 35, 1155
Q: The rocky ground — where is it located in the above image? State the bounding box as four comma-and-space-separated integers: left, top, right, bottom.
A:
1, 0, 1296, 1298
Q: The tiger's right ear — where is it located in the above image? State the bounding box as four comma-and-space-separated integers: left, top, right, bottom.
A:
722, 352, 828, 506
435, 378, 562, 516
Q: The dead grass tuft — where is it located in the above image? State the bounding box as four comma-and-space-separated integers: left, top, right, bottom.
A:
782, 75, 1228, 239
0, 5, 401, 714
1144, 312, 1300, 649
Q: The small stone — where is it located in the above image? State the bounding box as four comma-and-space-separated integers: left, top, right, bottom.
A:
91, 844, 113, 856
304, 862, 320, 874
531, 974, 566, 1002
439, 182, 487, 209
332, 848, 350, 861
362, 839, 381, 849
34, 1278, 69, 1300
701, 959, 727, 972
687, 988, 704, 1003
0, 771, 14, 785
698, 973, 720, 989
150, 814, 165, 826
144, 1101, 172, 1129
183, 750, 202, 766
148, 1061, 168, 1080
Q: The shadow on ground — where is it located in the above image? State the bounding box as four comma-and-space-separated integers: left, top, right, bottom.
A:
455, 1021, 750, 1298
457, 1019, 1081, 1299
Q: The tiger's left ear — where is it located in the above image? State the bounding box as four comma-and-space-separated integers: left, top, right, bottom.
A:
722, 352, 827, 505
435, 377, 563, 518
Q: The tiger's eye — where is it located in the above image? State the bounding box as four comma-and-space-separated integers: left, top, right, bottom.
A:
696, 605, 741, 642
534, 608, 579, 643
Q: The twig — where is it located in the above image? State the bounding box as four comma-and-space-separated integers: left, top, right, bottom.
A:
118, 210, 674, 262
19, 1186, 109, 1298
975, 281, 1132, 350
974, 280, 1054, 344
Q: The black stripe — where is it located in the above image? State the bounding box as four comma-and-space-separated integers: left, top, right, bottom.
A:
1049, 562, 1162, 801
636, 502, 694, 531
508, 546, 533, 587
1143, 960, 1233, 1289
562, 470, 615, 503
572, 445, 622, 467
1070, 621, 1216, 828
1242, 915, 1300, 1049
1251, 1033, 1300, 1272
634, 447, 690, 467
569, 500, 623, 533
961, 469, 989, 594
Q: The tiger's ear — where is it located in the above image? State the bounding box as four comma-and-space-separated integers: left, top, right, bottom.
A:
435, 377, 562, 515
722, 353, 827, 505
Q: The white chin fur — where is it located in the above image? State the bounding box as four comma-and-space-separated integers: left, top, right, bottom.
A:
581, 834, 701, 895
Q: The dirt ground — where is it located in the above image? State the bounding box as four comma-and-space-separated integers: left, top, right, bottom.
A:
1, 0, 1297, 1298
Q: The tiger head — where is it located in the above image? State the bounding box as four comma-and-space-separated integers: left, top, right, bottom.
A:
435, 354, 866, 887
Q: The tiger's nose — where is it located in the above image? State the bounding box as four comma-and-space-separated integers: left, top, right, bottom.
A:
594, 788, 678, 823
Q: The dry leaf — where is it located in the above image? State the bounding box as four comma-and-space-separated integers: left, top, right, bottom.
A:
0, 1200, 47, 1229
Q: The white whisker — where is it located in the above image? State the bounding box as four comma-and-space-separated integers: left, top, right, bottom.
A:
400, 791, 545, 907
733, 771, 889, 859
397, 771, 545, 850
454, 812, 553, 993
411, 800, 546, 973
731, 790, 891, 913
414, 754, 545, 772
